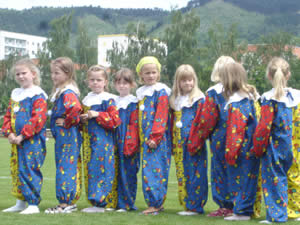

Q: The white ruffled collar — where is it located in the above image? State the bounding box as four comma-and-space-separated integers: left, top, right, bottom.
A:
116, 95, 138, 109
50, 84, 80, 102
136, 82, 171, 100
207, 83, 223, 94
261, 88, 300, 108
174, 93, 205, 111
224, 91, 258, 110
11, 85, 48, 102
82, 91, 117, 107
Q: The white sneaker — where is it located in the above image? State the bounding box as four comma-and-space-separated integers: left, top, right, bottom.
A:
116, 209, 127, 213
20, 205, 40, 214
224, 214, 250, 221
295, 217, 300, 221
105, 208, 115, 212
259, 220, 272, 224
2, 200, 26, 212
81, 206, 105, 213
177, 211, 199, 216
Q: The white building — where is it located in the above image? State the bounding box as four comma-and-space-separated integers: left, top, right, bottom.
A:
0, 30, 47, 60
97, 34, 128, 67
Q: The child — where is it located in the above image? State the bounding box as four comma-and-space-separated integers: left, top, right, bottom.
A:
218, 62, 260, 221
45, 57, 82, 214
188, 56, 236, 217
2, 58, 48, 214
252, 57, 300, 223
113, 68, 140, 212
169, 64, 208, 215
80, 65, 121, 213
135, 56, 171, 215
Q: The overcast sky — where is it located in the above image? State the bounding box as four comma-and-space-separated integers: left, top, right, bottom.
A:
0, 0, 190, 10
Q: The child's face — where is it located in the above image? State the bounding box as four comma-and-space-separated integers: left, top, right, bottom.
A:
140, 63, 159, 86
15, 65, 35, 89
51, 65, 69, 87
88, 71, 108, 94
114, 78, 131, 97
180, 77, 194, 95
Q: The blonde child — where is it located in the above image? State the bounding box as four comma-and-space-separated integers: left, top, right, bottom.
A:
80, 65, 121, 213
188, 56, 235, 217
2, 59, 48, 214
45, 57, 82, 214
252, 57, 300, 223
113, 68, 140, 212
169, 64, 208, 215
135, 56, 171, 215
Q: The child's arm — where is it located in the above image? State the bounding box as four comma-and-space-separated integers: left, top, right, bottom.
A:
251, 101, 274, 157
62, 92, 82, 129
124, 108, 139, 156
188, 96, 218, 154
225, 105, 248, 165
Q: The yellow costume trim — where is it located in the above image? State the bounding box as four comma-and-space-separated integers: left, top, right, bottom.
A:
172, 111, 188, 210
136, 56, 161, 74
138, 99, 145, 157
106, 152, 119, 209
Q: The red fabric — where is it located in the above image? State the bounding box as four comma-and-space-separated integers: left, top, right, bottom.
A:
96, 104, 121, 130
21, 98, 47, 139
225, 107, 247, 165
63, 93, 82, 129
124, 109, 139, 156
149, 95, 169, 145
1, 100, 13, 137
188, 96, 218, 154
252, 105, 274, 157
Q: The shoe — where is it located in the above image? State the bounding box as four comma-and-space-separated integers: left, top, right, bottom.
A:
45, 204, 77, 214
295, 218, 300, 221
2, 200, 26, 212
81, 206, 105, 213
141, 206, 163, 215
207, 208, 231, 217
105, 208, 115, 212
177, 211, 199, 216
20, 205, 40, 214
259, 220, 272, 224
224, 214, 250, 221
116, 209, 127, 213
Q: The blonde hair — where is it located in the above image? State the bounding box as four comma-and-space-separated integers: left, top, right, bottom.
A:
170, 64, 203, 110
12, 58, 41, 86
266, 57, 290, 100
113, 68, 137, 89
220, 62, 258, 100
50, 57, 79, 95
87, 65, 109, 91
211, 56, 235, 83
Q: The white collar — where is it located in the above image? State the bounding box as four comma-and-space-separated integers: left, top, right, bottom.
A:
116, 95, 138, 109
174, 93, 205, 111
50, 84, 80, 102
82, 92, 117, 107
136, 82, 171, 100
261, 88, 300, 108
11, 86, 48, 102
224, 91, 257, 110
207, 83, 223, 94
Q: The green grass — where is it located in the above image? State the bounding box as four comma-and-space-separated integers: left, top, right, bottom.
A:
0, 138, 298, 225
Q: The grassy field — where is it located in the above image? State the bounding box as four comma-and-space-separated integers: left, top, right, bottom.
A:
0, 138, 298, 225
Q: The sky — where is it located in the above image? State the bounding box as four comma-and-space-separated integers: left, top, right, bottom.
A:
0, 0, 190, 11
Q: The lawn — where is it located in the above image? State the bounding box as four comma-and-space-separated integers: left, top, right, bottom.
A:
0, 138, 297, 225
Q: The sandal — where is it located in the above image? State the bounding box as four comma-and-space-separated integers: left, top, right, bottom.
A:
45, 204, 77, 214
207, 208, 233, 217
142, 206, 163, 215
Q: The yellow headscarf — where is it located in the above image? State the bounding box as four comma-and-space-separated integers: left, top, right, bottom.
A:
136, 56, 161, 74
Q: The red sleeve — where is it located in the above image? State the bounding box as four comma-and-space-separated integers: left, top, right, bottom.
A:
124, 109, 139, 156
149, 95, 169, 145
63, 93, 82, 129
225, 106, 247, 165
187, 96, 218, 154
96, 100, 121, 130
1, 100, 13, 137
21, 98, 47, 139
252, 105, 274, 157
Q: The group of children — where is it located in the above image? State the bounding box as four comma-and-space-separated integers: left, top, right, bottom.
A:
1, 55, 300, 223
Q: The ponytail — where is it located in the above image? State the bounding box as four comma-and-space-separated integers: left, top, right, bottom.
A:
272, 68, 287, 100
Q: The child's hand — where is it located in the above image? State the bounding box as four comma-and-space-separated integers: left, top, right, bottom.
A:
146, 139, 157, 149
14, 135, 24, 145
87, 110, 99, 119
55, 118, 65, 127
80, 113, 89, 123
8, 133, 17, 144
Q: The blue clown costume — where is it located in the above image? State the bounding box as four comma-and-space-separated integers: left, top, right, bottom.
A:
172, 94, 208, 213
49, 84, 82, 207
81, 92, 121, 208
136, 82, 172, 209
253, 88, 300, 222
114, 95, 140, 210
2, 86, 48, 206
